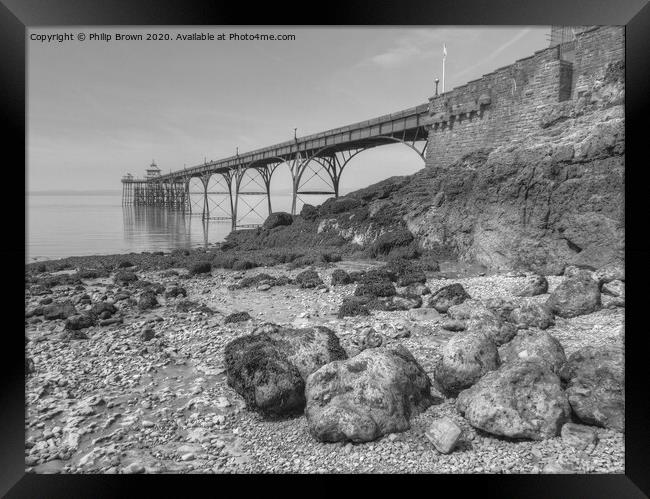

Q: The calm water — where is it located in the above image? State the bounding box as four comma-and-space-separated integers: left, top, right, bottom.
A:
27, 192, 328, 261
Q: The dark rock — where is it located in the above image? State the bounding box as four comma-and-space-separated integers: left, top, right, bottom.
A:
164, 286, 187, 298
369, 229, 414, 257
369, 294, 422, 311
113, 270, 138, 285
300, 204, 319, 221
39, 297, 53, 305
141, 327, 155, 341
434, 331, 500, 396
42, 301, 77, 321
224, 325, 347, 418
224, 311, 252, 324
348, 271, 365, 283
514, 274, 549, 296
64, 313, 96, 331
330, 269, 352, 286
189, 261, 212, 275
295, 269, 323, 289
305, 345, 434, 442
117, 260, 134, 268
546, 272, 601, 318
558, 346, 624, 431
498, 330, 566, 373
457, 360, 571, 440
466, 312, 517, 346
90, 302, 116, 318
262, 212, 293, 230
401, 283, 431, 296
138, 291, 159, 310
427, 284, 471, 313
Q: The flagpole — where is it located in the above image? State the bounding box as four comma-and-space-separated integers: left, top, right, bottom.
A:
442, 43, 446, 93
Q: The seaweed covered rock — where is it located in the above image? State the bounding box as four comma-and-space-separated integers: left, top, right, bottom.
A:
330, 269, 352, 286
189, 261, 212, 275
558, 346, 624, 431
427, 284, 471, 313
224, 325, 347, 417
224, 311, 252, 324
498, 330, 566, 373
369, 229, 414, 257
337, 297, 371, 318
164, 286, 187, 298
354, 279, 396, 298
113, 270, 138, 285
262, 212, 293, 230
546, 272, 601, 318
387, 259, 427, 287
305, 345, 434, 442
300, 204, 319, 221
90, 301, 116, 318
295, 269, 323, 289
456, 360, 570, 440
434, 331, 500, 396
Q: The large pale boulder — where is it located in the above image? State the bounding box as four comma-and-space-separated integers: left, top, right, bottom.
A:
434, 331, 500, 396
457, 360, 571, 440
546, 271, 601, 318
558, 346, 624, 431
498, 330, 566, 373
305, 346, 434, 442
510, 300, 555, 330
224, 325, 347, 418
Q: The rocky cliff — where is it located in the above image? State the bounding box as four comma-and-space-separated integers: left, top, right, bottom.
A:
226, 61, 624, 275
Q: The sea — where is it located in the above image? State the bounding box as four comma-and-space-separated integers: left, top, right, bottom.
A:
26, 192, 330, 262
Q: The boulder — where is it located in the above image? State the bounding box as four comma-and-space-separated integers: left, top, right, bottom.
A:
558, 346, 624, 431
369, 294, 421, 311
447, 299, 486, 320
263, 212, 293, 230
225, 325, 347, 418
441, 319, 466, 332
498, 330, 566, 373
457, 360, 570, 440
295, 269, 323, 289
601, 279, 624, 299
400, 283, 431, 296
510, 300, 555, 330
514, 274, 549, 297
546, 272, 601, 318
425, 417, 463, 454
561, 423, 599, 450
358, 328, 383, 351
483, 297, 517, 323
42, 301, 77, 321
427, 284, 471, 313
138, 291, 159, 310
90, 302, 116, 318
466, 313, 517, 346
330, 269, 352, 286
387, 259, 427, 287
434, 331, 500, 396
300, 204, 319, 221
64, 314, 96, 331
592, 264, 624, 286
305, 346, 434, 442
164, 286, 187, 298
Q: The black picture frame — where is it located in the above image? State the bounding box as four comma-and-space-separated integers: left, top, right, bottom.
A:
4, 0, 649, 497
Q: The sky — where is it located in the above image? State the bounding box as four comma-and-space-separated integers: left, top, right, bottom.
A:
27, 26, 549, 194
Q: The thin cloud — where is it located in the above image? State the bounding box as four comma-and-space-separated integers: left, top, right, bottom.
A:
453, 28, 532, 81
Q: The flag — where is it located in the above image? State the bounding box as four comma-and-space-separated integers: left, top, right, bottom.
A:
443, 43, 447, 59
